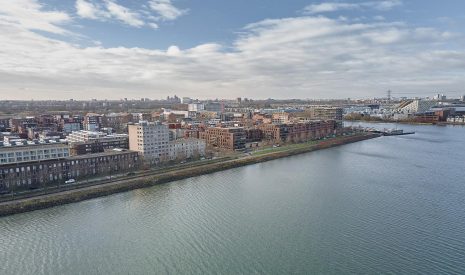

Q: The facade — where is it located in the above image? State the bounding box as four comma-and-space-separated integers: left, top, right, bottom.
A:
0, 141, 69, 165
104, 113, 132, 131
67, 131, 128, 144
259, 120, 336, 143
205, 102, 223, 113
305, 107, 343, 128
399, 100, 436, 114
272, 112, 290, 124
188, 103, 205, 112
245, 128, 263, 142
169, 138, 206, 160
128, 121, 170, 163
199, 127, 246, 150
62, 122, 81, 133
83, 113, 105, 131
307, 107, 343, 121
67, 131, 128, 155
0, 150, 139, 191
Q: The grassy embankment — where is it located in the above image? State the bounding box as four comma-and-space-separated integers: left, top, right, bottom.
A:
0, 133, 379, 217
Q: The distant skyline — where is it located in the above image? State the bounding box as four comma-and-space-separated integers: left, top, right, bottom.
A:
1, 0, 465, 100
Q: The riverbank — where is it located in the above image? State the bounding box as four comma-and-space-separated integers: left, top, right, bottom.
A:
346, 119, 465, 126
0, 133, 379, 217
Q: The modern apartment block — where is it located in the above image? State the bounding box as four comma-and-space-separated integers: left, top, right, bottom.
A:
259, 120, 336, 143
0, 140, 69, 165
128, 121, 170, 163
83, 113, 105, 131
398, 100, 436, 114
305, 107, 343, 129
199, 127, 246, 150
67, 130, 129, 155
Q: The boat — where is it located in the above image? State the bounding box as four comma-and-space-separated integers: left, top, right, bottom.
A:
383, 128, 415, 136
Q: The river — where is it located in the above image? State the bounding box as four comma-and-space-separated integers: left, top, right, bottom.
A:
1, 122, 465, 274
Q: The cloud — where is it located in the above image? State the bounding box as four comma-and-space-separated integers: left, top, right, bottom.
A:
147, 22, 159, 29
75, 0, 109, 20
105, 0, 144, 27
0, 2, 464, 100
74, 0, 185, 28
304, 0, 402, 14
148, 0, 187, 21
0, 0, 70, 34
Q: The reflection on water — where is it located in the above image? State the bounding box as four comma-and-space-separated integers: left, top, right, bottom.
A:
1, 123, 465, 274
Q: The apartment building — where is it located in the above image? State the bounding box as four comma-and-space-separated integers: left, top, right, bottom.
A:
67, 130, 129, 155
199, 127, 246, 150
272, 112, 290, 124
169, 138, 206, 160
259, 120, 336, 143
0, 150, 139, 191
83, 113, 105, 131
0, 140, 69, 165
306, 107, 343, 121
128, 121, 170, 163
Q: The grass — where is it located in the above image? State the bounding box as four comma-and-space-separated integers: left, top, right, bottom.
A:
251, 139, 321, 156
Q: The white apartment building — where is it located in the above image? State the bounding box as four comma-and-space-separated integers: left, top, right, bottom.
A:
169, 138, 206, 161
67, 130, 128, 143
128, 121, 170, 163
188, 103, 205, 112
399, 100, 436, 114
0, 141, 69, 164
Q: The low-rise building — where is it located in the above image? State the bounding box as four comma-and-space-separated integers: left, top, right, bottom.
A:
169, 138, 206, 160
67, 131, 129, 155
0, 150, 139, 191
0, 140, 69, 165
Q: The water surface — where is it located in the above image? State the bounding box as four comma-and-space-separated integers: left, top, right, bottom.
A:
1, 123, 465, 274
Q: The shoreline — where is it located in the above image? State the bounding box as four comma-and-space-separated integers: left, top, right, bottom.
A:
0, 133, 379, 217
345, 119, 465, 126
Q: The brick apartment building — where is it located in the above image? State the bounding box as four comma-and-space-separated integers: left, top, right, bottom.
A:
199, 127, 246, 150
0, 150, 139, 192
259, 120, 336, 143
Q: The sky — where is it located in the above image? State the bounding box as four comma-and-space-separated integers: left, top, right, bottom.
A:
0, 0, 465, 100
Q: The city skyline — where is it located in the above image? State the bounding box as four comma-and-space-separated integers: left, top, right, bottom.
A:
1, 0, 465, 100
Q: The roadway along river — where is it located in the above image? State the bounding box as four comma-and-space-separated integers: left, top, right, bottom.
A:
1, 123, 465, 274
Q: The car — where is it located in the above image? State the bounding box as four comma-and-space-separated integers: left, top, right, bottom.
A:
0, 189, 11, 195
126, 172, 136, 176
65, 179, 76, 184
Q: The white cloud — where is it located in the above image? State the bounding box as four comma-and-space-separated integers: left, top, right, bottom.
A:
0, 0, 70, 34
148, 0, 187, 21
0, 2, 464, 100
105, 0, 144, 27
74, 0, 185, 28
305, 0, 402, 14
147, 22, 159, 29
75, 0, 109, 20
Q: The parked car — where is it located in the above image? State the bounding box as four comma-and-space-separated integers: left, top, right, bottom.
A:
127, 172, 136, 176
65, 179, 76, 184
